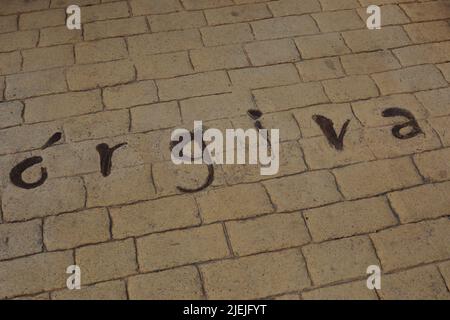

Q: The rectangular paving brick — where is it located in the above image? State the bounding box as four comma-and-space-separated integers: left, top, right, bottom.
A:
75, 38, 128, 64
128, 266, 203, 300
302, 236, 379, 286
204, 4, 271, 25
342, 26, 410, 52
333, 158, 422, 200
0, 52, 21, 76
295, 33, 350, 59
128, 29, 202, 56
0, 30, 38, 52
226, 213, 310, 256
130, 0, 182, 15
137, 224, 229, 272
0, 219, 42, 261
2, 177, 85, 221
191, 45, 249, 72
304, 197, 397, 242
253, 82, 329, 112
52, 280, 127, 300
84, 17, 148, 41
180, 91, 252, 123
251, 16, 318, 40
0, 251, 73, 299
19, 9, 65, 30
372, 65, 447, 95
6, 68, 67, 100
263, 171, 342, 212
269, 0, 321, 17
196, 184, 273, 223
85, 165, 155, 207
103, 81, 158, 110
371, 218, 450, 272
134, 51, 194, 80
63, 110, 129, 142
157, 71, 231, 101
299, 131, 375, 169
39, 25, 82, 46
131, 102, 181, 132
323, 76, 379, 102
404, 21, 450, 44
0, 101, 23, 129
200, 249, 311, 299
379, 265, 450, 300
245, 39, 300, 66
149, 11, 206, 32
302, 280, 378, 300
44, 208, 110, 250
393, 42, 450, 67
76, 239, 137, 284
110, 195, 200, 239
67, 60, 135, 91
228, 64, 300, 89
25, 90, 102, 123
388, 181, 450, 224
414, 148, 450, 182
201, 23, 254, 47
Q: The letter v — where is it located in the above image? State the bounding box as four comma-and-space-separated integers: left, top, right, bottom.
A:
312, 115, 351, 151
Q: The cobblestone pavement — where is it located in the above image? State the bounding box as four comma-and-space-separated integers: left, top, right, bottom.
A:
0, 0, 450, 300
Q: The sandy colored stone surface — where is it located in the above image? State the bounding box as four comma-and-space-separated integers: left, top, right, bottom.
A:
0, 0, 449, 300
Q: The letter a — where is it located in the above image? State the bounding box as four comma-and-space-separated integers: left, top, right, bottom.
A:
66, 265, 81, 290
366, 265, 381, 290
366, 5, 381, 30
66, 5, 81, 30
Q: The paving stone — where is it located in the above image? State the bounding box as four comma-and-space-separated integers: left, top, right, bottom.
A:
204, 4, 271, 25
333, 157, 422, 200
304, 196, 396, 242
372, 65, 447, 95
0, 101, 23, 129
128, 266, 203, 300
196, 184, 273, 223
253, 82, 329, 112
103, 81, 158, 110
24, 90, 102, 123
75, 38, 128, 64
371, 218, 450, 272
137, 224, 230, 272
302, 236, 379, 286
2, 177, 85, 221
0, 251, 73, 299
149, 11, 206, 32
51, 280, 127, 300
44, 208, 110, 250
245, 39, 301, 66
263, 171, 342, 212
296, 57, 345, 82
110, 195, 200, 239
414, 148, 450, 182
84, 17, 148, 41
379, 265, 450, 300
226, 213, 310, 256
302, 281, 378, 300
200, 249, 311, 299
0, 219, 42, 261
251, 16, 318, 40
66, 60, 135, 91
388, 181, 450, 223
201, 23, 254, 47
76, 239, 137, 284
84, 165, 155, 207
6, 69, 67, 100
